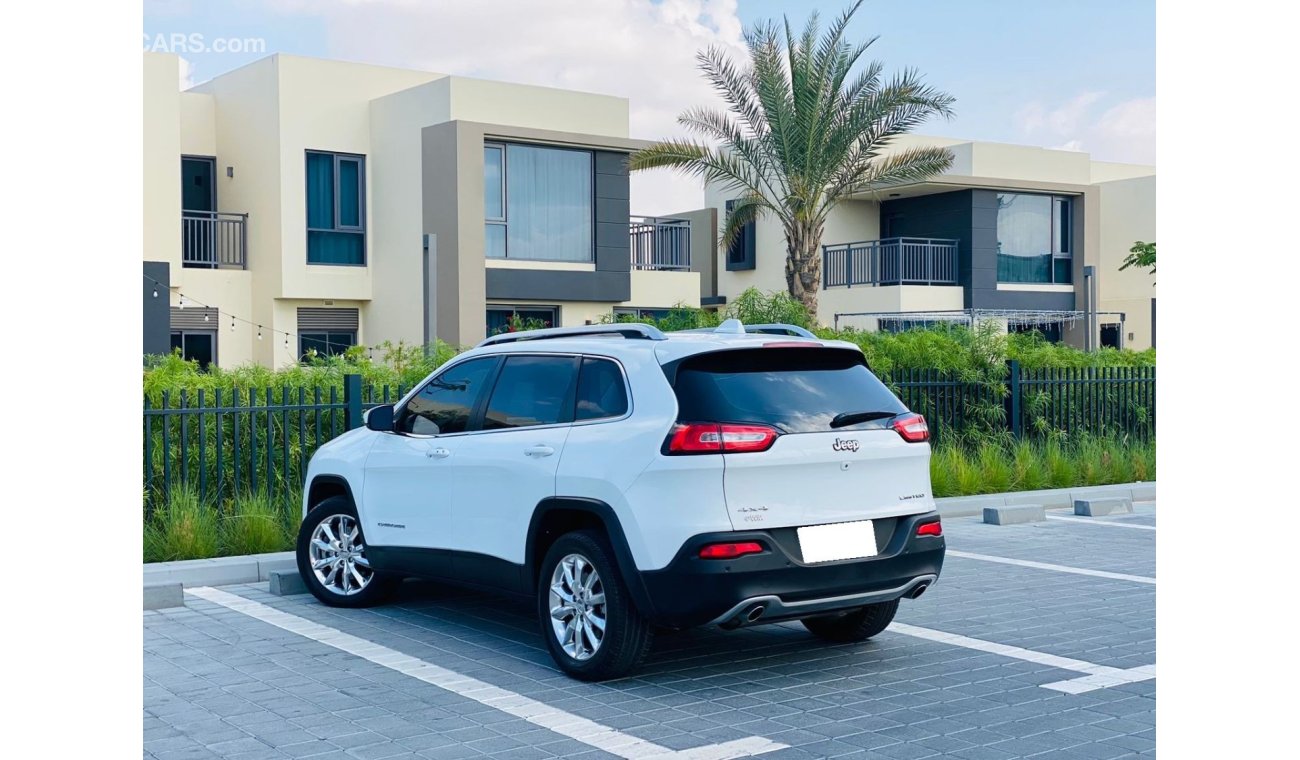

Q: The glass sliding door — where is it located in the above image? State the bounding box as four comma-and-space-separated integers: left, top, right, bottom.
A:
483, 142, 592, 262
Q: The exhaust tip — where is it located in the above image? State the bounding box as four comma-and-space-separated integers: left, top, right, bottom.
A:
909, 583, 929, 599
746, 604, 767, 622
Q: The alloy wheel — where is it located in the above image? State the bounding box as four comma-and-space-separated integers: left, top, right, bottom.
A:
548, 553, 607, 661
308, 514, 374, 596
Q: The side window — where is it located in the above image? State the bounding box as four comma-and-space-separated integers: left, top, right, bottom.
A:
575, 357, 629, 421
482, 356, 580, 430
400, 358, 497, 436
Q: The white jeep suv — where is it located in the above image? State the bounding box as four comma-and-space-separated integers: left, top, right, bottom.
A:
297, 320, 945, 680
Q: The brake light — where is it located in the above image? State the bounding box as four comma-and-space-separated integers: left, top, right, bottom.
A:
891, 413, 929, 443
667, 423, 779, 454
698, 541, 764, 559
762, 341, 813, 348
916, 521, 942, 537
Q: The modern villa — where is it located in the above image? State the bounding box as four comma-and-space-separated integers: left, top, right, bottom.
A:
143, 52, 1155, 368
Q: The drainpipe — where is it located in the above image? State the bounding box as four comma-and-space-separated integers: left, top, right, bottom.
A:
1082, 265, 1096, 352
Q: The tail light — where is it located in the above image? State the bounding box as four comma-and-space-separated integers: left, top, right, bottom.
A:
916, 520, 942, 537
891, 413, 929, 443
699, 541, 764, 559
667, 423, 779, 454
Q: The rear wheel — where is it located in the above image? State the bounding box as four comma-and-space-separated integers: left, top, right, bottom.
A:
801, 599, 899, 643
296, 496, 399, 608
537, 530, 652, 681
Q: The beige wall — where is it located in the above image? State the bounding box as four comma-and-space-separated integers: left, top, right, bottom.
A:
629, 270, 701, 309
1096, 174, 1157, 349
821, 286, 966, 331
143, 53, 182, 274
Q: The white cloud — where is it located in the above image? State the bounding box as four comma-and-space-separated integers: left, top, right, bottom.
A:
266, 0, 749, 214
1015, 93, 1155, 165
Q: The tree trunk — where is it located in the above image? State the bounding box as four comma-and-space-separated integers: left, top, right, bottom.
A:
784, 221, 825, 321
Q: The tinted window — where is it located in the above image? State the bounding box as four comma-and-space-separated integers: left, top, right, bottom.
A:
401, 358, 497, 436
575, 358, 628, 421
483, 356, 579, 430
672, 348, 906, 433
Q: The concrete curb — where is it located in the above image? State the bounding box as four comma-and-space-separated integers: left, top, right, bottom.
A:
144, 582, 184, 610
144, 551, 294, 589
983, 504, 1046, 525
936, 481, 1154, 518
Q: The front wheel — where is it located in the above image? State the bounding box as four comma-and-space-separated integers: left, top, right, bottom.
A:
801, 599, 900, 643
296, 496, 399, 608
537, 530, 653, 681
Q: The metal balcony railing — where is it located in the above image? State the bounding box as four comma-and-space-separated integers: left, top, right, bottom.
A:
630, 216, 691, 271
182, 210, 248, 269
823, 237, 959, 287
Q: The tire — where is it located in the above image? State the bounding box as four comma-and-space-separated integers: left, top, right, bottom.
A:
537, 530, 653, 681
801, 599, 900, 643
296, 496, 399, 608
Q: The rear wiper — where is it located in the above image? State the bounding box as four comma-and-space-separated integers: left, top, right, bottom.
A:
830, 410, 898, 429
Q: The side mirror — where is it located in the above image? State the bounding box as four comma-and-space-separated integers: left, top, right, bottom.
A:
365, 404, 395, 432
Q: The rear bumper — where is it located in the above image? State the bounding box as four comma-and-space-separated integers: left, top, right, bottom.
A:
638, 511, 945, 629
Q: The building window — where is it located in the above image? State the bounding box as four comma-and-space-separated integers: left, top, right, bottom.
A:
724, 199, 756, 271
170, 330, 216, 370
613, 307, 672, 322
487, 305, 557, 336
306, 151, 366, 265
995, 193, 1072, 284
484, 142, 592, 262
297, 307, 360, 358
300, 331, 356, 358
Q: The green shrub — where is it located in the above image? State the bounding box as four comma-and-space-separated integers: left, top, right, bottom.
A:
976, 441, 1013, 493
1011, 439, 1049, 491
929, 436, 1153, 498
222, 491, 292, 557
144, 485, 219, 562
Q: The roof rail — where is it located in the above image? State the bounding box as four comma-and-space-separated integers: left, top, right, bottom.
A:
743, 323, 817, 338
477, 323, 668, 347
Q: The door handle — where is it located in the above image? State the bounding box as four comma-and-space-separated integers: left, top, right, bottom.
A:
525, 444, 555, 458
427, 447, 451, 459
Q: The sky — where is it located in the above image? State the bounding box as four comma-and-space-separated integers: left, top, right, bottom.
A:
143, 0, 1155, 215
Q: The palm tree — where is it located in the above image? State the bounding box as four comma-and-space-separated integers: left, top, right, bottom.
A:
629, 1, 956, 317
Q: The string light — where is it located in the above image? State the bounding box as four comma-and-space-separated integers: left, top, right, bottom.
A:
144, 273, 358, 354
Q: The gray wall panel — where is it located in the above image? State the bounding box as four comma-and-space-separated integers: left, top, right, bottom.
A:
486, 268, 631, 302
143, 261, 171, 357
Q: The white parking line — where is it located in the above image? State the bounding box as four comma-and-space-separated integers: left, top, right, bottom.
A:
891, 622, 1155, 694
186, 587, 785, 760
1046, 515, 1156, 531
946, 549, 1156, 585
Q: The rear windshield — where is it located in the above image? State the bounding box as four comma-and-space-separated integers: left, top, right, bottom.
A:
672, 347, 907, 433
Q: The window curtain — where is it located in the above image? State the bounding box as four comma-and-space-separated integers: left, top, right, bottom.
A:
505, 145, 592, 262
306, 153, 334, 229
996, 193, 1052, 283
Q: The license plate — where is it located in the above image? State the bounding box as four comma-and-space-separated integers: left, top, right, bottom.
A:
797, 520, 877, 563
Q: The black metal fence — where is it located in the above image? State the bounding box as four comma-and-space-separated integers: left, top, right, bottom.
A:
143, 364, 1154, 502
885, 362, 1155, 444
143, 376, 407, 505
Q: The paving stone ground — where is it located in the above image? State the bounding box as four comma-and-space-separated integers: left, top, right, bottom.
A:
144, 504, 1155, 759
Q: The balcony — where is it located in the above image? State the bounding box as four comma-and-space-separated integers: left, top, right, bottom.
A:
630, 216, 691, 271
182, 211, 248, 269
823, 237, 959, 287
